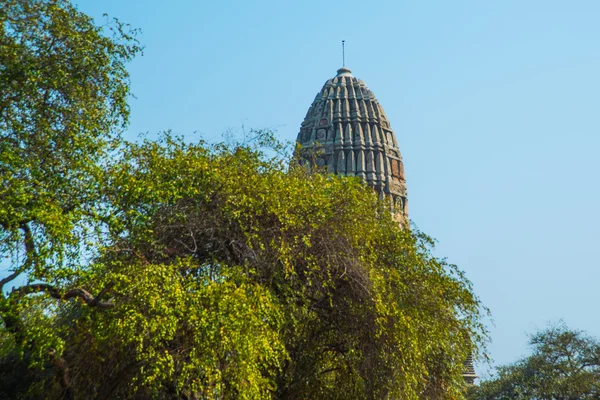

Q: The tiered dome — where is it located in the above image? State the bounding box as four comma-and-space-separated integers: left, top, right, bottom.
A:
296, 67, 407, 219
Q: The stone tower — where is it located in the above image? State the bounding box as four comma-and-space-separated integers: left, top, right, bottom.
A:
463, 354, 478, 385
296, 66, 478, 385
295, 67, 408, 221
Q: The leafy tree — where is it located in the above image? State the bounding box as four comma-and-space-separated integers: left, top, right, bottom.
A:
0, 0, 140, 277
0, 0, 140, 397
52, 132, 483, 399
2, 128, 487, 398
468, 323, 600, 400
0, 1, 487, 399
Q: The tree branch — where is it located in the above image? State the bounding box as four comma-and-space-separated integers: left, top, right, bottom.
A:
318, 367, 342, 376
0, 269, 24, 293
48, 348, 74, 400
20, 222, 36, 263
0, 221, 37, 293
11, 281, 115, 309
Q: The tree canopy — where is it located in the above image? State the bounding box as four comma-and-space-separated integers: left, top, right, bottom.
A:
0, 0, 141, 284
0, 1, 486, 399
468, 323, 600, 400
0, 130, 487, 399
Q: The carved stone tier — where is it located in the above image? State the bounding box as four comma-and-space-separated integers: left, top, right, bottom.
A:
296, 67, 408, 220
463, 353, 478, 385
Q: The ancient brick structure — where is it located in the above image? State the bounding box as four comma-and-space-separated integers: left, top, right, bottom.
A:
463, 353, 478, 385
296, 67, 408, 222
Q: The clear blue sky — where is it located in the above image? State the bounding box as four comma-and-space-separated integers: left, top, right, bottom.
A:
72, 0, 600, 377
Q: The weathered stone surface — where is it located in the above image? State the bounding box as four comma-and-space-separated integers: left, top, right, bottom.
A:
463, 353, 478, 385
296, 67, 408, 220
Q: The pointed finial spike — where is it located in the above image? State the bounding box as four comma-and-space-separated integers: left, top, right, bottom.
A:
342, 40, 345, 67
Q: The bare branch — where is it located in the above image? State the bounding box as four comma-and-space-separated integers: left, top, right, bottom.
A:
20, 222, 36, 263
318, 367, 342, 376
88, 281, 115, 307
11, 281, 115, 309
0, 222, 37, 293
0, 268, 24, 293
48, 348, 74, 400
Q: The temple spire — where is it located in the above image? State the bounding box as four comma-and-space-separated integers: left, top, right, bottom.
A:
295, 68, 408, 222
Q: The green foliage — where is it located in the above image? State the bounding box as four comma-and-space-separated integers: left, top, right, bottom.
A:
0, 0, 139, 397
0, 0, 141, 279
468, 323, 600, 400
0, 1, 486, 398
79, 132, 484, 399
2, 128, 487, 398
62, 261, 285, 399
